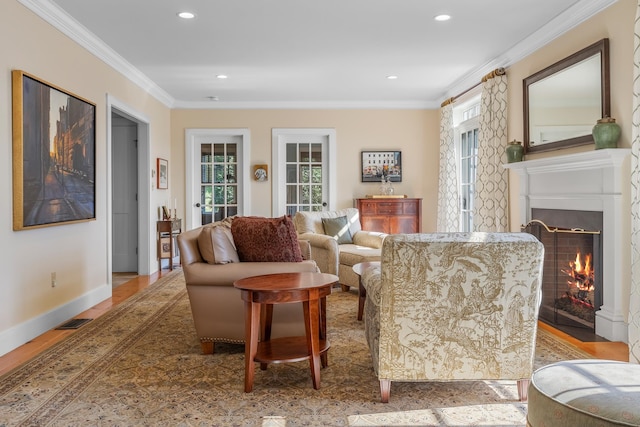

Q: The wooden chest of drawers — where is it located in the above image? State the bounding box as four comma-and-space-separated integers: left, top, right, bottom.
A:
355, 198, 422, 234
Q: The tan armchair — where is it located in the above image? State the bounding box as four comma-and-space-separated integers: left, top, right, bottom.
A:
361, 232, 545, 403
293, 208, 387, 291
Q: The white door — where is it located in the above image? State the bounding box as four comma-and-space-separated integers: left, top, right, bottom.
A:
272, 129, 336, 216
111, 114, 138, 272
185, 129, 250, 230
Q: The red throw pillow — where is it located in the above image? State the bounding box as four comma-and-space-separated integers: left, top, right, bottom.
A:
231, 215, 303, 262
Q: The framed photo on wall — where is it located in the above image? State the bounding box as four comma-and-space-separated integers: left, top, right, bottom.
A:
12, 70, 96, 231
361, 151, 402, 182
157, 158, 168, 189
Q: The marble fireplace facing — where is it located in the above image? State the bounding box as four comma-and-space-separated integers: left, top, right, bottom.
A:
505, 148, 631, 343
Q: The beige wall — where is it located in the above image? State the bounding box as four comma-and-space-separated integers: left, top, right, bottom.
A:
170, 109, 440, 231
0, 0, 172, 355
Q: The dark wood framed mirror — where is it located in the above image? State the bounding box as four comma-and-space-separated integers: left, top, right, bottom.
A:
523, 38, 610, 153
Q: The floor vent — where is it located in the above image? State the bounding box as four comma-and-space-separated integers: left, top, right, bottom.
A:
56, 318, 93, 330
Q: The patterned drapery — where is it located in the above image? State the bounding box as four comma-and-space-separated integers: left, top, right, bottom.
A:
437, 103, 460, 232
629, 0, 640, 364
474, 70, 509, 232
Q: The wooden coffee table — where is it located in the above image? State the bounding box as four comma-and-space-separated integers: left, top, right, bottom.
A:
352, 261, 381, 320
233, 272, 338, 392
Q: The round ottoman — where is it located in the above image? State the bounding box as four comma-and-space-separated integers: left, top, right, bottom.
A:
527, 359, 640, 426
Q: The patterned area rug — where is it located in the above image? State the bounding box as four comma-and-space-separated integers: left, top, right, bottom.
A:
0, 269, 592, 427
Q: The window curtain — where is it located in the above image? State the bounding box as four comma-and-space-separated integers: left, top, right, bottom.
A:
437, 101, 460, 232
473, 69, 509, 232
629, 0, 640, 364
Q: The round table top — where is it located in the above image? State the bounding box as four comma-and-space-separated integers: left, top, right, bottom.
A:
233, 272, 339, 292
352, 261, 381, 276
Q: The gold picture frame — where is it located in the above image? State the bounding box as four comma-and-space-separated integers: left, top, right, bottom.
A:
12, 70, 96, 230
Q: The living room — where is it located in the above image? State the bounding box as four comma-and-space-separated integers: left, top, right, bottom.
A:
0, 0, 637, 372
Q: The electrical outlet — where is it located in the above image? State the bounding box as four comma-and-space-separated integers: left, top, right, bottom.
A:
51, 272, 57, 287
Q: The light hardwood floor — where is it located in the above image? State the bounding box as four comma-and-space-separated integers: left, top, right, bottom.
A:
0, 271, 630, 377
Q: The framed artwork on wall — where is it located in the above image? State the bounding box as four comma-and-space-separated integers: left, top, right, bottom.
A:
361, 151, 402, 182
253, 164, 268, 181
12, 70, 96, 231
157, 158, 168, 189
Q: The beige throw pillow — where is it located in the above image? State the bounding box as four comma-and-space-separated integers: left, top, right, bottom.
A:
211, 226, 240, 264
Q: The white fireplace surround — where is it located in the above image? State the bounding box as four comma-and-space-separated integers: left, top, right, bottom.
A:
505, 148, 631, 343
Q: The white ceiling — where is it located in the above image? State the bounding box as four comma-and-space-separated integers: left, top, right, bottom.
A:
26, 0, 616, 109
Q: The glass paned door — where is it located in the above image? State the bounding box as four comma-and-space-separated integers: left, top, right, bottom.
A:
199, 141, 238, 225
285, 142, 325, 215
272, 129, 335, 218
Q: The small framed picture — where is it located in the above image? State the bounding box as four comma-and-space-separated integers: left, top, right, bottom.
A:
159, 237, 172, 258
253, 164, 268, 181
162, 206, 171, 220
157, 158, 168, 189
361, 151, 402, 182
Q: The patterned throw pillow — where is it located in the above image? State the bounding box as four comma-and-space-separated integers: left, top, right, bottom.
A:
322, 215, 353, 244
231, 216, 303, 262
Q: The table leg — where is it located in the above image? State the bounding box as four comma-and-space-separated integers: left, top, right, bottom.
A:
320, 295, 328, 368
243, 297, 261, 393
358, 280, 366, 321
260, 304, 273, 371
303, 290, 321, 389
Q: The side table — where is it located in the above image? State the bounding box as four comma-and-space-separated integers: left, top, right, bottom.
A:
233, 272, 338, 392
352, 261, 380, 321
157, 218, 181, 271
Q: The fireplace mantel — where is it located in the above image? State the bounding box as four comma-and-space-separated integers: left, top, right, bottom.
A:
504, 148, 631, 342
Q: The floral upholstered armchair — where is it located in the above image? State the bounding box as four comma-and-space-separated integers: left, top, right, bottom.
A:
361, 232, 545, 403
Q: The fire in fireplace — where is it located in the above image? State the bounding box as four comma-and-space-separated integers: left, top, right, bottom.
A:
557, 250, 596, 324
523, 212, 602, 336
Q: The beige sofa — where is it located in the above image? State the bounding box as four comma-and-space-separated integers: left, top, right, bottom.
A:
177, 218, 319, 354
361, 232, 545, 403
293, 208, 386, 291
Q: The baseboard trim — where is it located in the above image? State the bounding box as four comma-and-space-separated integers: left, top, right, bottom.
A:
0, 284, 111, 357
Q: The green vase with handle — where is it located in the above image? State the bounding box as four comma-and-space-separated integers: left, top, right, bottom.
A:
592, 117, 621, 149
505, 140, 524, 163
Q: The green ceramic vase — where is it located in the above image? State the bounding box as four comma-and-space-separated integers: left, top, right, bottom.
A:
592, 117, 621, 149
505, 140, 524, 163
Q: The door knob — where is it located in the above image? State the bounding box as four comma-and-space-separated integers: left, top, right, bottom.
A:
195, 203, 201, 207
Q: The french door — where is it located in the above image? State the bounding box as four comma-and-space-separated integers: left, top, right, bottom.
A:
185, 129, 250, 230
272, 129, 336, 216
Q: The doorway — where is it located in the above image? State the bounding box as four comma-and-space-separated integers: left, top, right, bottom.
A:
108, 96, 152, 285
111, 112, 139, 276
271, 128, 336, 216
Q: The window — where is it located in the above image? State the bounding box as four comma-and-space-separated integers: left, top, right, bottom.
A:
454, 97, 480, 232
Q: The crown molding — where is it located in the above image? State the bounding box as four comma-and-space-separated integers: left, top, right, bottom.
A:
172, 100, 437, 110
18, 0, 175, 108
441, 0, 618, 102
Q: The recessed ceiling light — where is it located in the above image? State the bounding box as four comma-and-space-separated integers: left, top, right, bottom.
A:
216, 75, 228, 79
386, 75, 398, 80
434, 14, 451, 21
177, 11, 196, 19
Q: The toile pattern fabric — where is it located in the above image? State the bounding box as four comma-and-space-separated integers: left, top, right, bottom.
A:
437, 103, 460, 232
474, 72, 509, 232
629, 0, 640, 364
363, 232, 544, 387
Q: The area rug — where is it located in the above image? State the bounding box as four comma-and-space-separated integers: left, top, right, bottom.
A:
0, 269, 592, 427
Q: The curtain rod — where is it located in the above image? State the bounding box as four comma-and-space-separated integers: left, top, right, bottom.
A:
440, 67, 505, 108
